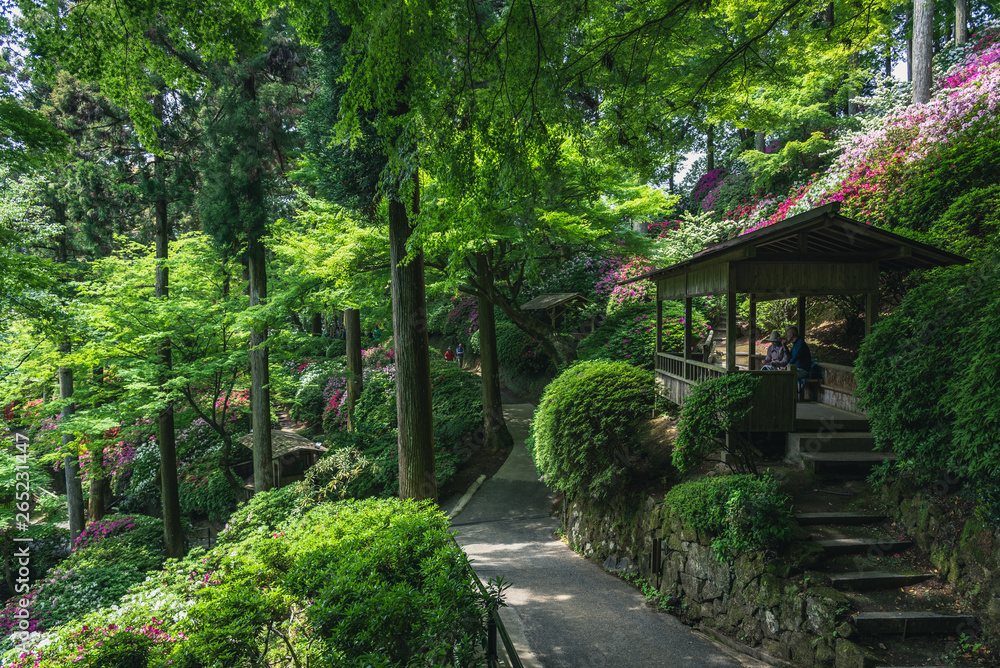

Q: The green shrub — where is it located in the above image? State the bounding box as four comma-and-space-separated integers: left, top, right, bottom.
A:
285, 498, 486, 667
673, 373, 761, 475
926, 184, 1000, 259
496, 318, 551, 376
528, 360, 655, 499
325, 338, 347, 358
354, 369, 397, 431
856, 259, 1000, 523
217, 485, 300, 545
33, 565, 148, 631
429, 358, 483, 451
664, 474, 793, 559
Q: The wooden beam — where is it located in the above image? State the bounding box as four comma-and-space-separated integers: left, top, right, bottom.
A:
683, 298, 693, 380
797, 295, 807, 339
748, 294, 757, 371
726, 291, 737, 372
797, 231, 809, 253
865, 291, 878, 338
656, 299, 663, 356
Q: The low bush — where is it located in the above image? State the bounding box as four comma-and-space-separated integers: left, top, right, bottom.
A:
496, 319, 551, 376
325, 338, 347, 358
529, 360, 655, 499
673, 373, 761, 475
664, 474, 793, 559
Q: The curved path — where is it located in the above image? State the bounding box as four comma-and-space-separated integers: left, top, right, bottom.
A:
450, 404, 765, 668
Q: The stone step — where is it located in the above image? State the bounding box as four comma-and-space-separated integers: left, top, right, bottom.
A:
815, 537, 913, 556
794, 512, 887, 526
794, 415, 871, 432
829, 571, 936, 591
786, 432, 877, 465
800, 451, 896, 475
852, 611, 978, 636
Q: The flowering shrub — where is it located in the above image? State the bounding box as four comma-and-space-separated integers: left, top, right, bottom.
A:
607, 257, 656, 313
690, 168, 727, 210
74, 516, 138, 551
361, 346, 395, 369
321, 373, 350, 433
525, 253, 622, 303
5, 618, 187, 667
728, 24, 1000, 236
579, 302, 709, 368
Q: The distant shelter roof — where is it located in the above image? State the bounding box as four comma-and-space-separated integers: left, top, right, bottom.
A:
239, 430, 328, 460
521, 293, 591, 310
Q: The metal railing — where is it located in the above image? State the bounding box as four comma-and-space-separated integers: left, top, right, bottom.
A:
455, 539, 524, 668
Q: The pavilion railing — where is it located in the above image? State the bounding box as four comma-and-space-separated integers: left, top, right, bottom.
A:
655, 351, 796, 431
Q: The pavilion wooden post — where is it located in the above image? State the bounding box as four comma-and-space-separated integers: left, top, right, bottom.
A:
655, 297, 663, 357
748, 294, 757, 370
726, 291, 737, 372
683, 297, 693, 379
865, 291, 878, 337
797, 295, 807, 340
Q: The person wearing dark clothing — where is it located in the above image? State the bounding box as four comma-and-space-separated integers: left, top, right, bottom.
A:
456, 343, 465, 369
784, 326, 811, 381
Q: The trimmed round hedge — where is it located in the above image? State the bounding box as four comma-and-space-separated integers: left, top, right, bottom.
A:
528, 360, 654, 499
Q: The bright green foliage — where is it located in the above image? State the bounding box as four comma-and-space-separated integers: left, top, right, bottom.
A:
285, 499, 484, 666
856, 261, 1000, 521
664, 474, 793, 560
217, 486, 300, 546
495, 319, 552, 377
673, 374, 761, 476
529, 360, 654, 499
923, 184, 1000, 260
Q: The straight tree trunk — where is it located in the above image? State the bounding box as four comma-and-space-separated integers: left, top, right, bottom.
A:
153, 120, 185, 559
755, 131, 766, 152
89, 367, 107, 522
311, 312, 322, 336
248, 237, 274, 492
706, 125, 715, 172
955, 0, 968, 44
59, 342, 84, 546
388, 185, 436, 502
913, 0, 934, 104
476, 255, 513, 452
345, 308, 363, 431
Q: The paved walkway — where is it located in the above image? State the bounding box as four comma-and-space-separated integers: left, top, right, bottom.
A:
451, 404, 765, 668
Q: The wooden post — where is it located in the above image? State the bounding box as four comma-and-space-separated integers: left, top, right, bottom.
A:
797, 295, 807, 341
748, 294, 757, 371
655, 298, 663, 357
865, 291, 878, 338
345, 308, 363, 431
683, 297, 693, 380
726, 291, 737, 373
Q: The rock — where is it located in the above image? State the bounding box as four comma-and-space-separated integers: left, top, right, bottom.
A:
835, 621, 857, 640
806, 593, 837, 636
781, 631, 815, 665
680, 572, 701, 600
834, 639, 869, 668
603, 555, 638, 575
764, 608, 780, 638
758, 573, 783, 608
814, 638, 837, 667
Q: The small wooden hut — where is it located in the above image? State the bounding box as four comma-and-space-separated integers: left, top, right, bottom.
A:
521, 293, 593, 330
239, 430, 327, 491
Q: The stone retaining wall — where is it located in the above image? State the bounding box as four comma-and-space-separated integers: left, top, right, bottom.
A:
562, 495, 870, 668
881, 480, 1000, 640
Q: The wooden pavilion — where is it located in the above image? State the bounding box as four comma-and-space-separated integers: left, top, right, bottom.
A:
625, 202, 968, 432
239, 429, 327, 491
521, 292, 594, 330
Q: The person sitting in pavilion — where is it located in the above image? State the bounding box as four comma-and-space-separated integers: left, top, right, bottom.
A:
784, 326, 812, 382
760, 331, 789, 370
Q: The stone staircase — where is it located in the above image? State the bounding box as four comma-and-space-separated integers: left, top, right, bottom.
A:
788, 409, 980, 667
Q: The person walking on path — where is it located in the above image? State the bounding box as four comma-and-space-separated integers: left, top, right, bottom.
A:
444, 347, 456, 364
455, 342, 465, 369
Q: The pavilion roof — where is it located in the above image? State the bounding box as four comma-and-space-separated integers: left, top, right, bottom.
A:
521, 293, 590, 310
238, 430, 328, 459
